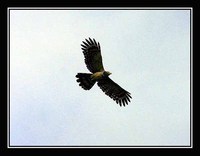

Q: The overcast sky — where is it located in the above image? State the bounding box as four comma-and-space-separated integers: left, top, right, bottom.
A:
10, 9, 191, 146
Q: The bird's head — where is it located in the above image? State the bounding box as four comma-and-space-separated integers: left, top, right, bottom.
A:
103, 71, 112, 77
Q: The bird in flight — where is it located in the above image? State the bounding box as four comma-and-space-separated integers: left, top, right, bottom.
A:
76, 38, 132, 106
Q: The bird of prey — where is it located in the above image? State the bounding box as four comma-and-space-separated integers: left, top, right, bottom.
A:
76, 38, 132, 106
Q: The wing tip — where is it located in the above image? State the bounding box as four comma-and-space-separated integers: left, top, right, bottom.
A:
82, 38, 101, 51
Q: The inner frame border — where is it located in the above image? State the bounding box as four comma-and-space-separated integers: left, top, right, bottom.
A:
7, 7, 193, 149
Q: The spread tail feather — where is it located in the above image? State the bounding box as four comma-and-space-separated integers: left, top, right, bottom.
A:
76, 73, 96, 90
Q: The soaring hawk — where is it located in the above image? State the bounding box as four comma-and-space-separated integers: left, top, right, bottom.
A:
76, 38, 132, 106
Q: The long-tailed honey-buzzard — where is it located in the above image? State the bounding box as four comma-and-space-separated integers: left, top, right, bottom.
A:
76, 38, 132, 106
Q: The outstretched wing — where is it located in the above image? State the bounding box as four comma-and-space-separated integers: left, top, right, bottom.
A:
97, 77, 132, 106
81, 38, 104, 73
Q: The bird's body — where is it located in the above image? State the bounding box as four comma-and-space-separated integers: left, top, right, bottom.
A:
91, 71, 111, 80
76, 38, 132, 106
91, 71, 104, 80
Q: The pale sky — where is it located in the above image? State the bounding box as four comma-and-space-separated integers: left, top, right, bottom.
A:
10, 9, 191, 146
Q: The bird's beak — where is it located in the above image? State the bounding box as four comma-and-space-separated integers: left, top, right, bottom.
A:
108, 72, 112, 75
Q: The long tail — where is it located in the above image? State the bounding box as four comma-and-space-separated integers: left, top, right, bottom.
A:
76, 73, 96, 90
